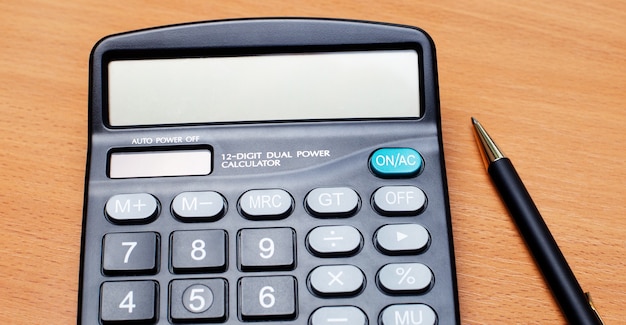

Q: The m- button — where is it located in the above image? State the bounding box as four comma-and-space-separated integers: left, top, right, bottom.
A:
172, 191, 226, 221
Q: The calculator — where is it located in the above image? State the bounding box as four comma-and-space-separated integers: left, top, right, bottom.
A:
78, 18, 460, 324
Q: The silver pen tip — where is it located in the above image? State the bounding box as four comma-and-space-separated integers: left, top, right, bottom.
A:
471, 117, 506, 167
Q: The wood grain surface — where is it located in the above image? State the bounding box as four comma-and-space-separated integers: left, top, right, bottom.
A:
1, 0, 624, 324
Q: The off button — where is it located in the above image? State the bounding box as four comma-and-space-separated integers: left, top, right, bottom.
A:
370, 148, 423, 178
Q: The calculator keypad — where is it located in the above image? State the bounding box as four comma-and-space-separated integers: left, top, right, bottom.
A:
95, 149, 443, 324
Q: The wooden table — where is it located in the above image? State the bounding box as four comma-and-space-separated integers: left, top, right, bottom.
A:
1, 0, 624, 323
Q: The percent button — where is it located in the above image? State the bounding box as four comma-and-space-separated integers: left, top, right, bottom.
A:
377, 263, 433, 294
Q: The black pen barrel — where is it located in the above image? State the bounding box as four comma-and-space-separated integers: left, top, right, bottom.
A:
489, 158, 601, 325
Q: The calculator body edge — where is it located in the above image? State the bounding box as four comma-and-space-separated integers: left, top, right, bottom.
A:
79, 18, 460, 325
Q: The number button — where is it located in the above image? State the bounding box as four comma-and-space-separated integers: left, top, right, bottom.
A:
171, 230, 227, 273
100, 280, 157, 323
102, 232, 158, 275
239, 276, 297, 321
170, 279, 227, 323
238, 228, 295, 271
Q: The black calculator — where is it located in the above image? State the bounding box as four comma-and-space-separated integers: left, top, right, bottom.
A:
78, 18, 460, 324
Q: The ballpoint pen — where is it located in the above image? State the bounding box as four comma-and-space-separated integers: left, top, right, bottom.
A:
471, 117, 604, 325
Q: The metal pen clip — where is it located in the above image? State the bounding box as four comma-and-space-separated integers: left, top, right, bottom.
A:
585, 292, 605, 325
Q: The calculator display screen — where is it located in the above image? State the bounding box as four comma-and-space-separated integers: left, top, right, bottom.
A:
107, 50, 420, 126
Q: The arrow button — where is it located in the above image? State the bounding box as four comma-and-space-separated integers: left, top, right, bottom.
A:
375, 224, 430, 254
396, 231, 408, 242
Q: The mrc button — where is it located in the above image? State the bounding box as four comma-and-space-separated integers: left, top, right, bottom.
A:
370, 148, 423, 178
239, 189, 294, 220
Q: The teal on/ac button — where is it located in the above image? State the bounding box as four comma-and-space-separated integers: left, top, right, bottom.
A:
370, 148, 423, 178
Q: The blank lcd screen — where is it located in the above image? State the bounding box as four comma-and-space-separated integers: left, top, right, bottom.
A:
109, 150, 212, 178
108, 50, 420, 126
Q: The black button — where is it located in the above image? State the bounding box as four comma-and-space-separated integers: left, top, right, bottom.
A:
100, 280, 157, 323
171, 230, 227, 273
239, 276, 297, 321
238, 228, 296, 271
170, 278, 227, 323
102, 232, 158, 275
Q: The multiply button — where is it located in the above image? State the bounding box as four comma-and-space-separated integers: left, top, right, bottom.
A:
370, 148, 423, 178
306, 187, 359, 217
309, 265, 364, 296
105, 193, 159, 224
373, 186, 426, 216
